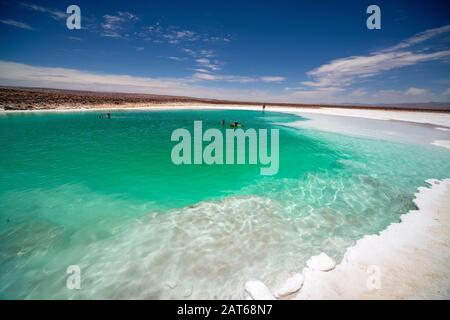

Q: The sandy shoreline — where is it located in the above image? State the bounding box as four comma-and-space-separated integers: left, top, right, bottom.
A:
2, 103, 450, 299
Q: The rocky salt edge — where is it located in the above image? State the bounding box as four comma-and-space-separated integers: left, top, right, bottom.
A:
245, 179, 450, 300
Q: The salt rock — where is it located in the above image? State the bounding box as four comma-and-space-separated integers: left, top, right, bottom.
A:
245, 280, 275, 300
306, 252, 336, 271
276, 273, 304, 298
164, 281, 177, 289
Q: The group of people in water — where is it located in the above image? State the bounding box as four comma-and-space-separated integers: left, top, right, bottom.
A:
222, 105, 266, 128
99, 105, 267, 126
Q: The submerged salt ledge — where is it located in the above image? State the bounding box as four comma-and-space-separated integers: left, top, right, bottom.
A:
246, 179, 450, 300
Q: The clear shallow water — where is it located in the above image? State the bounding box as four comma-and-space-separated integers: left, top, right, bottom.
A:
0, 109, 449, 299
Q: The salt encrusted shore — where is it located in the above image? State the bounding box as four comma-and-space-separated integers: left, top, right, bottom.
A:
2, 102, 450, 126
432, 140, 450, 150
247, 179, 450, 300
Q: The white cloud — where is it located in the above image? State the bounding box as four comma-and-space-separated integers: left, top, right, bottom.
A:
302, 50, 450, 88
162, 30, 198, 44
19, 2, 66, 21
0, 60, 286, 102
260, 76, 285, 83
101, 11, 139, 38
192, 72, 285, 84
192, 73, 254, 83
367, 87, 439, 104
191, 68, 211, 73
140, 25, 229, 45
350, 88, 367, 97
182, 48, 196, 56
443, 88, 450, 96
289, 87, 346, 103
381, 24, 450, 52
405, 87, 428, 96
300, 24, 450, 99
0, 19, 34, 30
117, 11, 139, 21
192, 72, 218, 81
166, 56, 186, 61
199, 49, 215, 58
182, 49, 285, 85
67, 36, 83, 41
0, 60, 448, 104
195, 58, 221, 71
182, 48, 216, 58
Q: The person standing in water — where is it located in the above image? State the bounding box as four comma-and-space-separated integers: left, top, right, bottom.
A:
99, 113, 111, 119
262, 104, 266, 112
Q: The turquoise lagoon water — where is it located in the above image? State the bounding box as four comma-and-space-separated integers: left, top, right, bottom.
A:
0, 109, 449, 299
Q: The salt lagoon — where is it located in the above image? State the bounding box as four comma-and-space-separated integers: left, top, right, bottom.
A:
0, 107, 449, 299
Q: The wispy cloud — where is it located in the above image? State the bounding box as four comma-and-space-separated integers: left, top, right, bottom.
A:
166, 56, 186, 61
0, 60, 447, 104
302, 50, 450, 88
66, 36, 83, 41
405, 87, 428, 96
192, 72, 286, 84
370, 87, 436, 103
0, 19, 34, 30
0, 60, 191, 93
181, 48, 265, 83
163, 29, 198, 44
177, 48, 225, 75
192, 72, 219, 81
139, 24, 230, 45
260, 76, 286, 83
19, 2, 66, 21
288, 87, 346, 103
191, 68, 211, 73
380, 24, 450, 52
350, 88, 367, 97
0, 60, 283, 102
300, 24, 450, 92
101, 11, 139, 38
192, 73, 257, 83
195, 58, 221, 71
288, 86, 440, 104
182, 48, 197, 56
180, 48, 217, 60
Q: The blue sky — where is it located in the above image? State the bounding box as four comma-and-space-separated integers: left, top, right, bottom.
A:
0, 0, 449, 104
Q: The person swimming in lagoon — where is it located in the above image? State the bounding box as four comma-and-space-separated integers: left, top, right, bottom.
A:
230, 121, 242, 128
221, 119, 242, 128
99, 113, 112, 119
